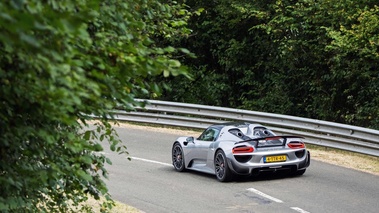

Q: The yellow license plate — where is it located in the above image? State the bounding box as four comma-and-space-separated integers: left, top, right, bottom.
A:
264, 155, 287, 163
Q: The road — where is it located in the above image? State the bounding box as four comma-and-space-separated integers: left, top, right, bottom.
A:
102, 125, 379, 213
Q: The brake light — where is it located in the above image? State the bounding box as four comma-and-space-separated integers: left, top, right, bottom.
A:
288, 142, 305, 149
232, 146, 254, 154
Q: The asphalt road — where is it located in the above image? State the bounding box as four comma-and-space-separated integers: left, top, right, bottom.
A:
102, 126, 379, 213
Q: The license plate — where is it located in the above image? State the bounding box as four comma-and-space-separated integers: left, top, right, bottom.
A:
264, 155, 287, 163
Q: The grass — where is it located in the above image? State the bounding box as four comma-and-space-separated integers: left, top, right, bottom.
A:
83, 197, 141, 213
306, 144, 379, 175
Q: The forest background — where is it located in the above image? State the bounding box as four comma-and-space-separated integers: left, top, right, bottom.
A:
160, 0, 379, 130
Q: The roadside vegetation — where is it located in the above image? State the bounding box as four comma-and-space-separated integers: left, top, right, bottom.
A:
308, 145, 379, 175
0, 0, 193, 212
158, 0, 379, 130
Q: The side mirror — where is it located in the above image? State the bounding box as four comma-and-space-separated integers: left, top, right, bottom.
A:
184, 137, 194, 146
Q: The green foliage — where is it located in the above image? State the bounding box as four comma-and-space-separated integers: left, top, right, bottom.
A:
324, 4, 379, 127
162, 0, 379, 129
0, 0, 191, 212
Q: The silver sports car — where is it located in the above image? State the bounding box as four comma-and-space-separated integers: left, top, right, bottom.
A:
172, 122, 310, 182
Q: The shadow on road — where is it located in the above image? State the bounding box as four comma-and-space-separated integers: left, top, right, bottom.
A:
160, 165, 307, 183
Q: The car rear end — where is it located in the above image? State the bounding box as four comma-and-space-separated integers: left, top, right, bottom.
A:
227, 136, 310, 176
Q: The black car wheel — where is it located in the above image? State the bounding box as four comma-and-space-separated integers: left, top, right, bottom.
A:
214, 150, 232, 182
172, 143, 185, 172
293, 169, 306, 176
292, 151, 309, 176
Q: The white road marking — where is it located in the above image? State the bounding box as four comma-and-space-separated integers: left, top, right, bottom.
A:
291, 207, 310, 213
128, 157, 311, 213
131, 157, 172, 167
246, 188, 283, 203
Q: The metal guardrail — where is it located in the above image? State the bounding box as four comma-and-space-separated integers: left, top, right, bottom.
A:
112, 99, 379, 157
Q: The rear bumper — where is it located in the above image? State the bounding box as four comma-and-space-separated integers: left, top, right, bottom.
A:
227, 150, 310, 176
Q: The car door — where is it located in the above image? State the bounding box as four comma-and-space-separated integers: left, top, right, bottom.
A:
193, 128, 220, 164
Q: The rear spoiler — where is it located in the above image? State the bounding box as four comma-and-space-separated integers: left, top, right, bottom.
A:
235, 135, 305, 145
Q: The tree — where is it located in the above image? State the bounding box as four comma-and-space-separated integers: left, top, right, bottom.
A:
324, 4, 379, 128
0, 0, 191, 212
162, 0, 379, 129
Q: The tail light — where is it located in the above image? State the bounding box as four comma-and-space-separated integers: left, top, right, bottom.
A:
288, 142, 305, 149
232, 146, 254, 154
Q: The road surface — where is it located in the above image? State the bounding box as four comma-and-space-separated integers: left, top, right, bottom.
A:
101, 125, 379, 213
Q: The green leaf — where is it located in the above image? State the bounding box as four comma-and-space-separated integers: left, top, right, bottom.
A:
84, 131, 91, 140
0, 0, 192, 211
163, 70, 170, 77
105, 158, 112, 165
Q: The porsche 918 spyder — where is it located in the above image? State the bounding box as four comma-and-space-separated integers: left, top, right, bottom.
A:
172, 122, 310, 182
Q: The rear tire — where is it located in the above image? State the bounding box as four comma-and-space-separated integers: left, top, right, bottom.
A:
172, 143, 185, 172
292, 151, 309, 176
214, 150, 233, 182
293, 169, 306, 176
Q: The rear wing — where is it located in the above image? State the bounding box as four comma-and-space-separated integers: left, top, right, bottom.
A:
235, 135, 305, 148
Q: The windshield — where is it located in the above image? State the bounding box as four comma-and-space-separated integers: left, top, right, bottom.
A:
197, 128, 220, 141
